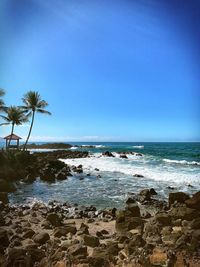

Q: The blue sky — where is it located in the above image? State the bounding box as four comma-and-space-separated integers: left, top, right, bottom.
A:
0, 0, 200, 142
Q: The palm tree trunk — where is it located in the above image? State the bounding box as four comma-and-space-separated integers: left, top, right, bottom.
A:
23, 111, 35, 151
8, 122, 15, 148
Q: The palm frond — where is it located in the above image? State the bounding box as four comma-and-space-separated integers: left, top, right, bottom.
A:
36, 109, 51, 115
22, 91, 51, 115
0, 122, 10, 126
0, 89, 5, 97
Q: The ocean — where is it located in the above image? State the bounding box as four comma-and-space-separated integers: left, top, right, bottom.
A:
3, 142, 200, 208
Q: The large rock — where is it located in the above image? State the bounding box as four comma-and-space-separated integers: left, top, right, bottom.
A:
125, 235, 145, 255
168, 192, 190, 206
5, 248, 28, 267
46, 213, 62, 226
185, 191, 200, 211
0, 228, 9, 247
88, 248, 109, 267
126, 203, 141, 217
169, 207, 199, 221
33, 232, 50, 245
67, 244, 87, 257
116, 210, 143, 234
54, 225, 77, 237
83, 234, 100, 247
0, 179, 16, 192
0, 192, 8, 204
155, 213, 171, 226
102, 151, 114, 157
56, 171, 67, 180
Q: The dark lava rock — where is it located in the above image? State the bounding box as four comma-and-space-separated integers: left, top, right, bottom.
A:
46, 213, 62, 226
0, 192, 9, 204
168, 192, 190, 207
120, 154, 128, 159
133, 174, 144, 178
0, 179, 16, 192
102, 151, 114, 157
67, 244, 87, 257
126, 203, 141, 217
22, 229, 35, 239
88, 248, 109, 267
125, 235, 146, 254
83, 234, 100, 247
185, 191, 200, 211
0, 228, 9, 247
169, 207, 199, 221
56, 171, 67, 180
78, 223, 89, 235
54, 225, 77, 237
155, 213, 171, 226
33, 232, 50, 245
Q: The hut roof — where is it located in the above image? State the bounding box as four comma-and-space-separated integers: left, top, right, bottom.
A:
4, 134, 22, 140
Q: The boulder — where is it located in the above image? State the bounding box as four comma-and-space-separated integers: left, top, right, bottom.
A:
116, 209, 143, 234
67, 244, 87, 257
22, 229, 35, 239
0, 179, 16, 192
5, 248, 28, 266
126, 203, 141, 217
83, 234, 100, 247
185, 191, 200, 211
54, 225, 77, 237
78, 223, 89, 235
138, 189, 152, 201
88, 248, 109, 267
40, 169, 56, 182
125, 235, 145, 255
190, 218, 200, 229
0, 192, 9, 204
27, 248, 46, 263
56, 171, 67, 180
169, 207, 199, 221
168, 192, 190, 206
33, 232, 50, 245
102, 151, 114, 157
120, 154, 128, 159
155, 213, 171, 226
46, 213, 62, 226
0, 228, 9, 247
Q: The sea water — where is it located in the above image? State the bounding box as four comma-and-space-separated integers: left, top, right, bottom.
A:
6, 142, 200, 208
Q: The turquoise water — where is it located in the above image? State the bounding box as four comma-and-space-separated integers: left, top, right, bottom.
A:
6, 142, 200, 208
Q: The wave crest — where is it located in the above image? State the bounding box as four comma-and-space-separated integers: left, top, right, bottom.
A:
163, 159, 200, 166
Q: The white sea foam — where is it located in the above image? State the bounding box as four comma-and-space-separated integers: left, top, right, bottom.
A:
132, 145, 144, 149
163, 159, 200, 166
61, 154, 200, 185
70, 147, 78, 150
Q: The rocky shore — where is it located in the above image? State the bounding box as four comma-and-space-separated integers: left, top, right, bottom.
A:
0, 149, 89, 193
0, 190, 200, 267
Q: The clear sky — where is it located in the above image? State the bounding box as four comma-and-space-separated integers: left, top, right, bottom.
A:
0, 0, 200, 142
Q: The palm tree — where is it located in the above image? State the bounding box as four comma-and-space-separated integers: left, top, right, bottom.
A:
0, 89, 5, 111
0, 106, 29, 148
21, 91, 51, 150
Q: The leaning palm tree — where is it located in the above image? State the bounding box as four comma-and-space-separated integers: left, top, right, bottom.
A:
21, 91, 51, 150
0, 106, 29, 148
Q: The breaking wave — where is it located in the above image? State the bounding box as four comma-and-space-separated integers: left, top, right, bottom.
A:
163, 159, 200, 166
